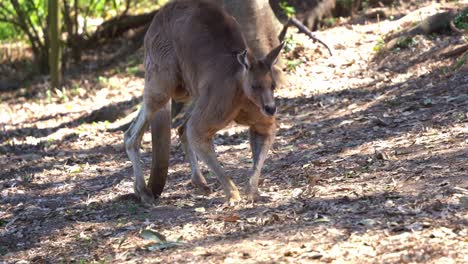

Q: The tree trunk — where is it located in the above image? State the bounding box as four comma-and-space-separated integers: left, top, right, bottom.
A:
31, 46, 49, 75
48, 0, 61, 88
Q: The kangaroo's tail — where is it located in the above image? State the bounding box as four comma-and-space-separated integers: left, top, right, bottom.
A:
148, 100, 171, 197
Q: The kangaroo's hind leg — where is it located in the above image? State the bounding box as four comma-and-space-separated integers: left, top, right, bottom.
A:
178, 123, 212, 195
124, 104, 153, 204
124, 70, 170, 205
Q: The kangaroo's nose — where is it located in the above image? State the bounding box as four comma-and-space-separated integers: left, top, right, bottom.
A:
264, 104, 276, 116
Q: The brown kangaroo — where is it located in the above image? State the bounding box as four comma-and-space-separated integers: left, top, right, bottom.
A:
124, 0, 284, 205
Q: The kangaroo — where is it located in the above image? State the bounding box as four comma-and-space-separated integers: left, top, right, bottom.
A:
124, 0, 284, 205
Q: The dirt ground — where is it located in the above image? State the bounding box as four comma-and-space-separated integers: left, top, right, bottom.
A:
1, 3, 467, 264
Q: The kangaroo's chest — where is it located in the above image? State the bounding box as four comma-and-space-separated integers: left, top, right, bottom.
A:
234, 100, 275, 128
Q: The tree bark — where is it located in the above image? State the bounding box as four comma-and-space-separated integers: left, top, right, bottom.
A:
4, 0, 49, 74
48, 0, 61, 88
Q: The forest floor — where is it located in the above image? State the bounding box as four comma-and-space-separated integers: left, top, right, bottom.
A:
1, 3, 467, 264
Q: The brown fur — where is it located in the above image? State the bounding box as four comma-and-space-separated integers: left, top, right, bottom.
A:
124, 0, 283, 204
270, 0, 336, 31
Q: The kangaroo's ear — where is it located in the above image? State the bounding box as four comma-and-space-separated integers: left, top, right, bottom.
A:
236, 50, 250, 70
263, 41, 285, 67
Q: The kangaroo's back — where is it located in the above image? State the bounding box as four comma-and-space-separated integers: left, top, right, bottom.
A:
145, 0, 248, 89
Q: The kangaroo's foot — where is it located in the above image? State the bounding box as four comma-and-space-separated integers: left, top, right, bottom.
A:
226, 189, 242, 205
134, 185, 157, 206
246, 185, 270, 203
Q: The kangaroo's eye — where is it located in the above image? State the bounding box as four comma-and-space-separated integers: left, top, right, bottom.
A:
271, 83, 276, 90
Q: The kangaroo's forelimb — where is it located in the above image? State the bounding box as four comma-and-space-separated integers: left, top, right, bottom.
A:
247, 125, 276, 201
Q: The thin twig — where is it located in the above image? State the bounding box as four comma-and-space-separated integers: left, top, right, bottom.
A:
289, 17, 334, 56
5, 216, 19, 230
449, 20, 464, 35
278, 16, 334, 57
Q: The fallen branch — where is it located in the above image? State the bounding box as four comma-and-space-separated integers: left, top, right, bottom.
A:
383, 11, 458, 51
406, 11, 456, 36
449, 20, 465, 35
438, 43, 468, 58
279, 17, 334, 56
74, 10, 157, 50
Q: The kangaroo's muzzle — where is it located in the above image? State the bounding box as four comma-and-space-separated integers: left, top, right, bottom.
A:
263, 104, 276, 116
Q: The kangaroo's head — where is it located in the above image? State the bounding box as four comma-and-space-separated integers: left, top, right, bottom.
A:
236, 42, 284, 117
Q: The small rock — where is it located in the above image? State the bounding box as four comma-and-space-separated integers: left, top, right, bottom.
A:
302, 252, 323, 259
357, 219, 376, 227
459, 196, 468, 209
407, 222, 423, 231
385, 200, 395, 207
292, 188, 303, 198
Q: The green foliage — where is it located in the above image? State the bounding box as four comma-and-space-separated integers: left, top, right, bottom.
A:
279, 1, 296, 18
0, 0, 47, 41
286, 59, 303, 72
46, 87, 72, 103
98, 76, 109, 84
87, 0, 129, 19
283, 34, 297, 52
322, 17, 338, 28
126, 65, 140, 75
362, 0, 370, 10
453, 8, 468, 30
453, 52, 467, 70
54, 87, 70, 102
156, 0, 169, 6
395, 36, 417, 49
0, 23, 18, 41
0, 0, 156, 41
373, 38, 385, 52
282, 34, 304, 72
